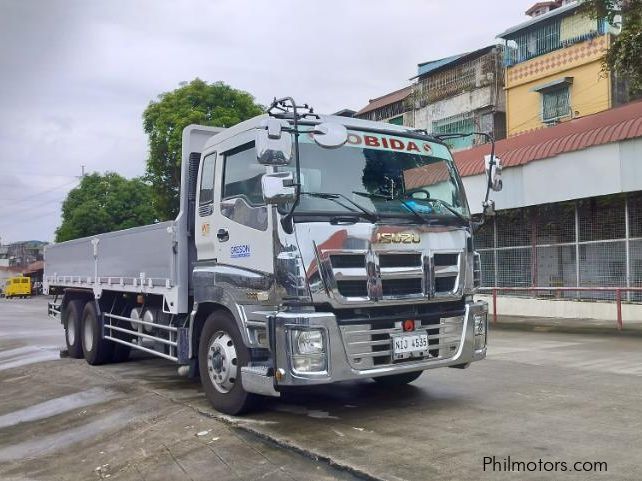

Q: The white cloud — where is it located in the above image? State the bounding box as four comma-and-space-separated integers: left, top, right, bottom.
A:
0, 0, 527, 242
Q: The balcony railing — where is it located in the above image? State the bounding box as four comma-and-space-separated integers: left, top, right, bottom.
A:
503, 16, 606, 67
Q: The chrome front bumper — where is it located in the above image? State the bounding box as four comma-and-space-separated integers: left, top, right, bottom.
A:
269, 300, 488, 387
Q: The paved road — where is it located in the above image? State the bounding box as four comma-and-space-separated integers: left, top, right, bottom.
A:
1, 297, 641, 480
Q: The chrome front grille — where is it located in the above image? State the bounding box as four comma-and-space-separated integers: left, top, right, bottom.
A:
326, 249, 463, 304
339, 315, 465, 369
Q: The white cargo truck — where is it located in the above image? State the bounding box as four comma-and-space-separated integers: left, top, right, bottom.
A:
45, 98, 502, 415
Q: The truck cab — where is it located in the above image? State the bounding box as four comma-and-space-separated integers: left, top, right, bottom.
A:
188, 101, 490, 413
45, 98, 500, 415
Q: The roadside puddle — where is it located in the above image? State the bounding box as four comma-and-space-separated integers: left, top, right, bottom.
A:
0, 345, 60, 371
0, 387, 120, 429
0, 409, 139, 462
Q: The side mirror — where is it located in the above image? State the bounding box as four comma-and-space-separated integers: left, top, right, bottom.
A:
484, 154, 503, 192
262, 172, 296, 204
256, 118, 293, 165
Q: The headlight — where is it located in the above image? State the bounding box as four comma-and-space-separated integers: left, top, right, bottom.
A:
293, 329, 324, 354
290, 329, 327, 373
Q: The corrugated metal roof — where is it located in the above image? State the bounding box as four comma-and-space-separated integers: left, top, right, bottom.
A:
497, 1, 580, 39
412, 45, 497, 80
453, 100, 642, 178
355, 86, 412, 116
415, 54, 467, 78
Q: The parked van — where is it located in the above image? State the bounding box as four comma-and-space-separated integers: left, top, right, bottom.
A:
5, 276, 31, 298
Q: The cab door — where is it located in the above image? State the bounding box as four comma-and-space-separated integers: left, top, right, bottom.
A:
195, 151, 217, 260
210, 132, 273, 274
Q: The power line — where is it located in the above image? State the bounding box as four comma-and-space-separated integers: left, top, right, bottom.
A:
6, 179, 78, 204
0, 171, 77, 178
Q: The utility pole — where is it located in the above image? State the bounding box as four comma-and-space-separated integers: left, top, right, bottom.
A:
76, 165, 87, 180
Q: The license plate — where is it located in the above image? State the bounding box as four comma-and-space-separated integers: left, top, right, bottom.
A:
392, 331, 429, 360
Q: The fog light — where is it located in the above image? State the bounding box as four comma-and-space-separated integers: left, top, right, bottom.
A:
473, 312, 487, 350
292, 329, 324, 355
292, 354, 327, 373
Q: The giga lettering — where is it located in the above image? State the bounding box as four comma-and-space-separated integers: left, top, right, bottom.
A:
230, 244, 251, 258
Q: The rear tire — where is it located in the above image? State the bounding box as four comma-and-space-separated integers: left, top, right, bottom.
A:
81, 301, 114, 365
372, 371, 423, 387
63, 299, 85, 359
198, 311, 257, 415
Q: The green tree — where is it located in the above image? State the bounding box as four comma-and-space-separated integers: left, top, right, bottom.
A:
55, 173, 156, 242
582, 0, 642, 95
143, 79, 264, 220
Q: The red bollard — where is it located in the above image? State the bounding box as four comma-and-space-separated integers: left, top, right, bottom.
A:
616, 289, 623, 331
492, 288, 497, 324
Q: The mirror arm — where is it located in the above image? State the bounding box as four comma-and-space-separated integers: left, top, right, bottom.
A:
275, 97, 302, 234
435, 131, 496, 227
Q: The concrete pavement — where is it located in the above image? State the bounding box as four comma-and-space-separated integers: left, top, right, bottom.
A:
2, 297, 642, 480
0, 297, 361, 481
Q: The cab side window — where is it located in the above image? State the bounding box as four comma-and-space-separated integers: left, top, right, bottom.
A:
199, 153, 216, 206
222, 142, 265, 206
220, 142, 268, 231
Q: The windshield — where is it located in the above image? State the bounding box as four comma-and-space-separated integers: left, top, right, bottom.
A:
280, 130, 469, 222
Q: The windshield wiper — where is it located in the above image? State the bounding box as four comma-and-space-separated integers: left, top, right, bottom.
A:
352, 191, 392, 200
352, 191, 429, 225
421, 198, 468, 223
301, 192, 379, 223
353, 191, 468, 225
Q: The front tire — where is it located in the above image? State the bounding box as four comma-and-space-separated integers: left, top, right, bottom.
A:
198, 311, 257, 415
81, 301, 114, 365
63, 299, 85, 359
372, 370, 423, 387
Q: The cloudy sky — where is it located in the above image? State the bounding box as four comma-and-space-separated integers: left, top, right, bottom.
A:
0, 0, 528, 243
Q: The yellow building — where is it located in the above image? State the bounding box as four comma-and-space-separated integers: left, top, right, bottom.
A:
499, 1, 618, 136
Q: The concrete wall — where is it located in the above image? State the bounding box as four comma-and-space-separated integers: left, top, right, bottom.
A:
477, 294, 642, 322
505, 35, 611, 136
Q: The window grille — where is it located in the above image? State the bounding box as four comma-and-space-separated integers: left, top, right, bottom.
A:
432, 114, 475, 151
542, 86, 570, 122
413, 51, 501, 106
503, 14, 603, 66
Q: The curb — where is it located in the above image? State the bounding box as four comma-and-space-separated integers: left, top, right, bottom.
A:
195, 407, 388, 481
491, 321, 642, 338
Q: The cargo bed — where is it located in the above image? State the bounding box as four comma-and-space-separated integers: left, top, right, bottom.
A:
44, 221, 185, 314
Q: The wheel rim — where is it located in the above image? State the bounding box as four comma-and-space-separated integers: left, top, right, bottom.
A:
67, 315, 76, 346
207, 331, 238, 394
83, 316, 94, 352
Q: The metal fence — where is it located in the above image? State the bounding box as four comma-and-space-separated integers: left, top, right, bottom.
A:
475, 193, 642, 302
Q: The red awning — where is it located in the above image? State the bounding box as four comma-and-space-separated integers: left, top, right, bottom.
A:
453, 100, 642, 178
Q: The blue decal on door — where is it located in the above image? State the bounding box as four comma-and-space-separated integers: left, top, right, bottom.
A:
230, 244, 251, 258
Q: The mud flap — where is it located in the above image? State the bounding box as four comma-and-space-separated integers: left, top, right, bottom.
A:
177, 327, 189, 364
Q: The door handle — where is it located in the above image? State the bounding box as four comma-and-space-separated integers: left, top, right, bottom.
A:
217, 229, 229, 242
